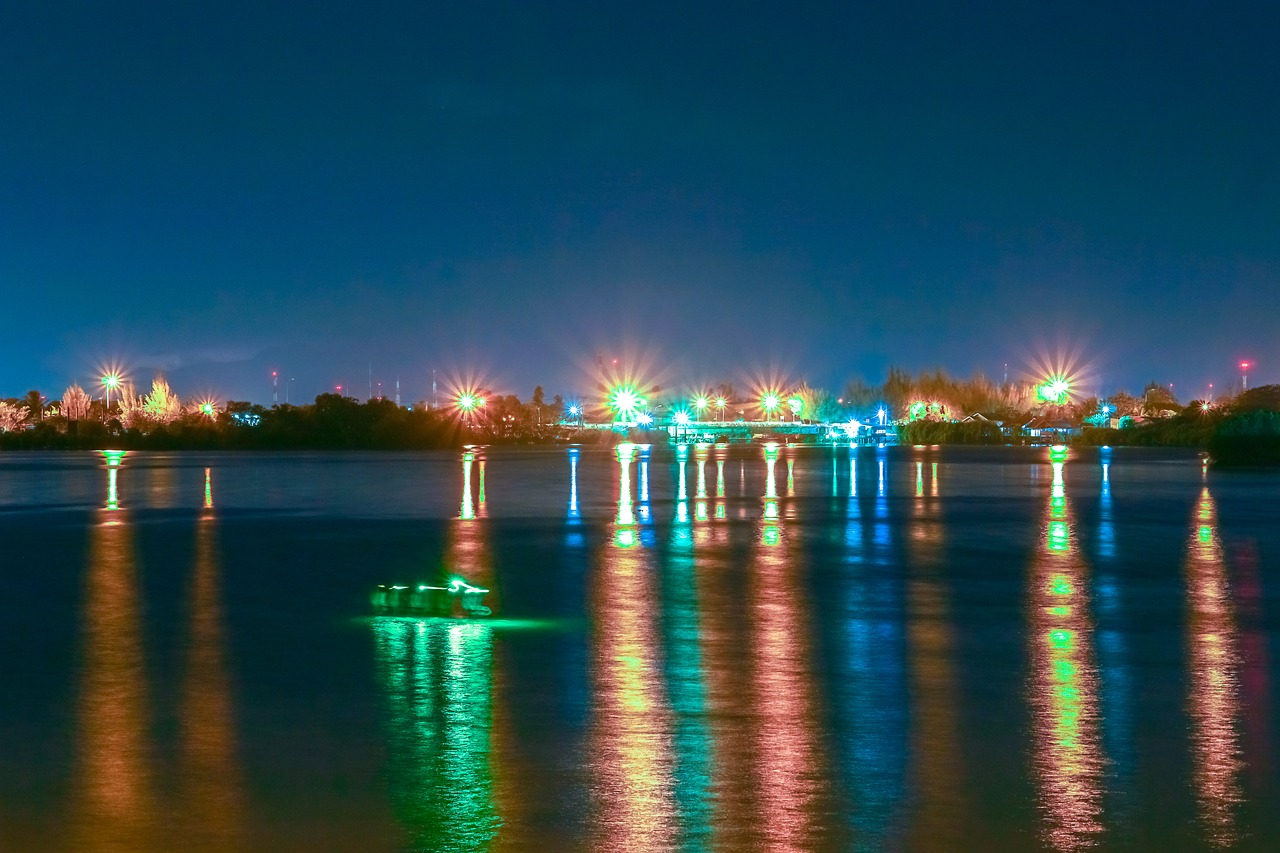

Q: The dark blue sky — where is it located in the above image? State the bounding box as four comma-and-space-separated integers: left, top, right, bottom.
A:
3, 1, 1277, 404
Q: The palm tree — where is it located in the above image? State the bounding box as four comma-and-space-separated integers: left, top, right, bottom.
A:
23, 390, 43, 423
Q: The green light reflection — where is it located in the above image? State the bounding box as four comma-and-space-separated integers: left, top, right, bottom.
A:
101, 450, 126, 511
460, 452, 475, 520
373, 618, 498, 851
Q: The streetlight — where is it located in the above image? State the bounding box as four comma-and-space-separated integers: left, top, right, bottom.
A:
607, 385, 645, 423
715, 396, 726, 421
101, 374, 120, 414
287, 377, 295, 404
1038, 375, 1071, 405
674, 410, 691, 442
568, 404, 581, 427
1241, 361, 1252, 392
456, 392, 485, 430
762, 393, 780, 422
693, 395, 709, 421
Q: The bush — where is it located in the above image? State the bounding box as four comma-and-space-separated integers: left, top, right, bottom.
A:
1209, 411, 1280, 466
898, 419, 1005, 445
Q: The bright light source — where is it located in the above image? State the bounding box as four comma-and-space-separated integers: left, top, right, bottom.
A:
693, 395, 709, 411
637, 412, 653, 425
568, 404, 580, 416
674, 411, 691, 425
101, 374, 119, 389
1038, 375, 1072, 405
457, 393, 479, 412
608, 385, 645, 420
762, 393, 780, 414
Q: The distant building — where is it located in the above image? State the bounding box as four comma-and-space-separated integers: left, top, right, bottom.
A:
1022, 417, 1079, 441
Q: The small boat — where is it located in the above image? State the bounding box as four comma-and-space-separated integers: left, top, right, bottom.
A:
371, 576, 492, 617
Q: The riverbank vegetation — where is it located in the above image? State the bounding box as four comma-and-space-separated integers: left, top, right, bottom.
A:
3, 371, 1279, 462
0, 389, 593, 451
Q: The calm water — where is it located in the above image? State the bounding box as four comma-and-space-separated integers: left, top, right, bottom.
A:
0, 445, 1278, 852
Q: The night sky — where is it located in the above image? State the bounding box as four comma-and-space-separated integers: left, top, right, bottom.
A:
3, 2, 1278, 404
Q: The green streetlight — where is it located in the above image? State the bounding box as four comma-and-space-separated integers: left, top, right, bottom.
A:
101, 374, 120, 417
762, 393, 780, 422
607, 385, 645, 422
1037, 376, 1071, 405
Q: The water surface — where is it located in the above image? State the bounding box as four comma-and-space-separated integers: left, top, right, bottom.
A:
0, 445, 1278, 851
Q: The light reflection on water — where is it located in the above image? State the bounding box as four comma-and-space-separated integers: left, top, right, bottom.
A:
2, 446, 1277, 849
177, 482, 244, 849
74, 459, 244, 852
587, 445, 676, 851
905, 450, 966, 848
661, 452, 714, 850
750, 446, 831, 849
373, 618, 498, 851
74, 500, 157, 852
1094, 456, 1136, 832
1029, 456, 1104, 850
449, 450, 497, 612
1184, 487, 1244, 846
835, 446, 908, 848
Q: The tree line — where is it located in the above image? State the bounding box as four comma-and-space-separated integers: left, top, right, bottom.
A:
0, 383, 586, 450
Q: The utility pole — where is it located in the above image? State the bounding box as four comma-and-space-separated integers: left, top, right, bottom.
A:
272, 371, 278, 406
432, 369, 437, 409
395, 377, 401, 407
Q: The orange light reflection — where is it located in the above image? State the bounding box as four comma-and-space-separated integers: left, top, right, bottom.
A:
178, 502, 244, 848
588, 450, 676, 850
749, 446, 831, 849
1184, 488, 1243, 846
74, 506, 158, 851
